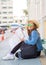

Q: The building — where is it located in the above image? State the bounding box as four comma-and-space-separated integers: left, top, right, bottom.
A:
14, 16, 28, 24
27, 0, 46, 39
0, 0, 13, 24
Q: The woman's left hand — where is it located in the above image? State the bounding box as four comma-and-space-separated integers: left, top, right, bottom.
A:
20, 38, 24, 42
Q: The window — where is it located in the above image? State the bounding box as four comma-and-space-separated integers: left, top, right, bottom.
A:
8, 7, 13, 9
8, 12, 13, 14
20, 20, 22, 22
15, 20, 17, 23
3, 12, 7, 14
9, 21, 13, 23
2, 7, 7, 9
2, 21, 7, 23
1, 0, 7, 2
9, 17, 13, 19
3, 17, 7, 19
0, 17, 1, 18
0, 21, 1, 23
8, 17, 13, 19
0, 12, 1, 14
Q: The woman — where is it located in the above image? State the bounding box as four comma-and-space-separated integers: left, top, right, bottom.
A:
2, 20, 43, 60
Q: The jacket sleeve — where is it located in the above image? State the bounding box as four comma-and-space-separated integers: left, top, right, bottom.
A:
24, 31, 39, 45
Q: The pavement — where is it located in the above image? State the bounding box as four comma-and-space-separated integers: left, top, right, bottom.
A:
0, 39, 42, 65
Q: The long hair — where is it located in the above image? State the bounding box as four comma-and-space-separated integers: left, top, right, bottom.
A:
27, 23, 38, 35
27, 20, 39, 35
27, 26, 31, 35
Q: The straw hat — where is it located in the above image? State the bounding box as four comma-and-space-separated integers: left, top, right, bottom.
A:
28, 20, 39, 28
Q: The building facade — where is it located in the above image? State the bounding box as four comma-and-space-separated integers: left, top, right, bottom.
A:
14, 16, 28, 24
0, 0, 13, 23
27, 0, 46, 39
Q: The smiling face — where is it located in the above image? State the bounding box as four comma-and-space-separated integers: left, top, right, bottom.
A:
27, 21, 35, 31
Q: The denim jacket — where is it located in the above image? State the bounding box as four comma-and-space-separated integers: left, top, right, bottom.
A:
24, 30, 43, 51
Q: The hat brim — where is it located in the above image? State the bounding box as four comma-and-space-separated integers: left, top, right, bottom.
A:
28, 20, 39, 28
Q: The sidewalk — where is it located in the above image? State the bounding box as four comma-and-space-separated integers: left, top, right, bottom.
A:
40, 52, 46, 65
0, 39, 46, 65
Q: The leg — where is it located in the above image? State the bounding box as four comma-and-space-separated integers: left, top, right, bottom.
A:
11, 41, 23, 54
15, 50, 41, 59
15, 52, 22, 59
31, 51, 41, 58
2, 41, 23, 60
36, 51, 41, 57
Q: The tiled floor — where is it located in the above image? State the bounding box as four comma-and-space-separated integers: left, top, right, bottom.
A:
0, 39, 41, 65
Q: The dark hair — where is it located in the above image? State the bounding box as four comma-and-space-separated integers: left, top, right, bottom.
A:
27, 23, 37, 35
33, 23, 37, 29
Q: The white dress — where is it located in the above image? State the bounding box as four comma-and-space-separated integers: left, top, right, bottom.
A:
8, 28, 29, 49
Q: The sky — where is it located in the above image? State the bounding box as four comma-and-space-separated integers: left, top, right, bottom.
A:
13, 0, 27, 17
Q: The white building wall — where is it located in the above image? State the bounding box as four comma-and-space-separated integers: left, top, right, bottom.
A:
27, 0, 45, 39
27, 0, 37, 20
42, 0, 46, 17
0, 0, 13, 23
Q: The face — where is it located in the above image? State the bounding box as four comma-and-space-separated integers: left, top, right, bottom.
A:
27, 22, 35, 31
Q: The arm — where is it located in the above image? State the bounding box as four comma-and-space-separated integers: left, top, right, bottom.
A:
24, 30, 39, 45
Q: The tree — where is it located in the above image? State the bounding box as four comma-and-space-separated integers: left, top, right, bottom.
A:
23, 9, 28, 16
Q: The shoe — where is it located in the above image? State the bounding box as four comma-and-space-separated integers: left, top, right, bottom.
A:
2, 53, 15, 60
15, 53, 18, 58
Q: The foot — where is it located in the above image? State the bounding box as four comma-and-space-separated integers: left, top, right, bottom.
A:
2, 53, 15, 60
15, 53, 18, 58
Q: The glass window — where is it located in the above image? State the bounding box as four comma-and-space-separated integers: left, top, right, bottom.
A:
9, 21, 13, 23
3, 17, 7, 19
1, 0, 7, 2
2, 21, 7, 23
15, 20, 17, 23
0, 21, 1, 23
0, 16, 1, 18
8, 12, 13, 14
0, 12, 1, 14
2, 7, 7, 9
3, 12, 7, 14
8, 7, 13, 9
20, 20, 22, 22
9, 17, 13, 19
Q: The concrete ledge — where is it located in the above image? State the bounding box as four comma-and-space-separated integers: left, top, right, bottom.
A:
42, 44, 46, 55
39, 51, 46, 65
